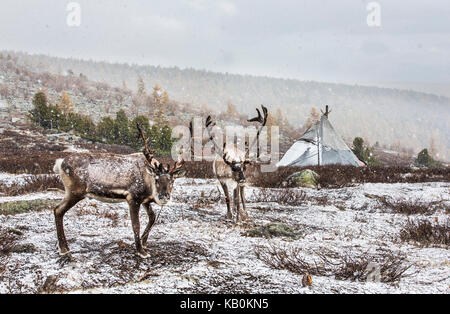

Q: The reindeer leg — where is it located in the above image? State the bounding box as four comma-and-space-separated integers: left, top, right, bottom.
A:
141, 202, 156, 249
239, 185, 251, 222
220, 182, 232, 220
54, 195, 83, 256
233, 186, 241, 224
128, 198, 148, 258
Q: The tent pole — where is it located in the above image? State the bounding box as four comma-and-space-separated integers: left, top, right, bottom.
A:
317, 130, 319, 166
317, 114, 324, 166
317, 121, 320, 166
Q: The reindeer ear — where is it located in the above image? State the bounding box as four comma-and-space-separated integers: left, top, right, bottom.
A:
145, 163, 156, 175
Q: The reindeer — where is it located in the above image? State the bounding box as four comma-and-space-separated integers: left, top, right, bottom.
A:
200, 105, 268, 223
52, 125, 184, 258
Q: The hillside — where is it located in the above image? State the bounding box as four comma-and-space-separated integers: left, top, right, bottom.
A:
1, 51, 449, 160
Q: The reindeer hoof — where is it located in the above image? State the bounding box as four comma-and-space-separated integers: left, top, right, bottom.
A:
59, 250, 71, 256
57, 243, 70, 256
137, 250, 150, 259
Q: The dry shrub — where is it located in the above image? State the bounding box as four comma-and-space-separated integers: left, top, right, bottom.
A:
75, 240, 209, 289
183, 160, 215, 179
76, 142, 135, 155
0, 228, 22, 284
0, 175, 63, 196
253, 188, 307, 206
255, 245, 411, 283
75, 206, 120, 227
251, 165, 450, 188
400, 218, 449, 246
187, 189, 222, 210
0, 151, 70, 174
0, 127, 135, 175
377, 197, 429, 215
0, 228, 22, 255
313, 195, 329, 206
376, 197, 448, 215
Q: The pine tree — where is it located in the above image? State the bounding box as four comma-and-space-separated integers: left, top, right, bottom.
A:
114, 109, 130, 145
352, 137, 365, 161
97, 116, 116, 143
129, 115, 151, 150
29, 91, 50, 128
352, 137, 380, 165
417, 148, 441, 168
417, 149, 433, 167
47, 104, 63, 130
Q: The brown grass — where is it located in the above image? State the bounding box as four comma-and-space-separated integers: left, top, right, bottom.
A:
0, 175, 63, 196
255, 245, 412, 283
377, 197, 431, 215
0, 227, 22, 255
0, 151, 70, 174
399, 218, 449, 246
253, 188, 307, 206
251, 164, 450, 188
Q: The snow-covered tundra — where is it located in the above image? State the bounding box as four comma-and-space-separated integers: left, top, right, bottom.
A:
0, 174, 449, 294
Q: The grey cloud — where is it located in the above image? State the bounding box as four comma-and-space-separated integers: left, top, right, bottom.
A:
0, 0, 448, 84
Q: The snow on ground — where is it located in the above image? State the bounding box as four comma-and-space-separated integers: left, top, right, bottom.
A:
0, 175, 449, 294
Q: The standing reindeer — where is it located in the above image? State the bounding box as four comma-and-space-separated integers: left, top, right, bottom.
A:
200, 105, 268, 223
52, 125, 184, 258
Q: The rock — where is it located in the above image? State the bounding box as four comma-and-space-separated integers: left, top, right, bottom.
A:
285, 170, 320, 189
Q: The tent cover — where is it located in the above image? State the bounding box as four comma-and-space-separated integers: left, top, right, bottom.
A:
277, 115, 363, 167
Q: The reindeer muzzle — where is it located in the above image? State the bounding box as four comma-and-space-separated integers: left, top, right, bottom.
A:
159, 193, 170, 204
237, 171, 246, 185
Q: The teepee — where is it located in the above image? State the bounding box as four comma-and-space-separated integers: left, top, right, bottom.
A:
277, 106, 364, 167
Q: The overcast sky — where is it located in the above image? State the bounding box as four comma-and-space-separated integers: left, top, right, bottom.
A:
1, 0, 449, 84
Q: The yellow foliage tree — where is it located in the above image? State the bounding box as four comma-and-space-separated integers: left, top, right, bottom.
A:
58, 91, 73, 114
152, 84, 169, 126
303, 106, 320, 130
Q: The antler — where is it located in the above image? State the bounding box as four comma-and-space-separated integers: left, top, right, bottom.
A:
321, 105, 332, 117
136, 123, 154, 165
205, 115, 224, 157
246, 105, 268, 159
169, 158, 185, 175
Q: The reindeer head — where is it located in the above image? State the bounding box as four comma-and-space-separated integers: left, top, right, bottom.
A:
147, 160, 185, 204
137, 124, 185, 205
203, 105, 268, 185
210, 145, 250, 185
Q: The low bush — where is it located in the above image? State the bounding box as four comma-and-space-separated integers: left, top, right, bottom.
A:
399, 218, 449, 246
255, 245, 412, 283
251, 164, 450, 188
0, 175, 63, 196
252, 188, 307, 206
377, 197, 430, 215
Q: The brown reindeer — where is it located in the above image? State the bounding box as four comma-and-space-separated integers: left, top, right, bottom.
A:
52, 125, 184, 258
201, 105, 268, 223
